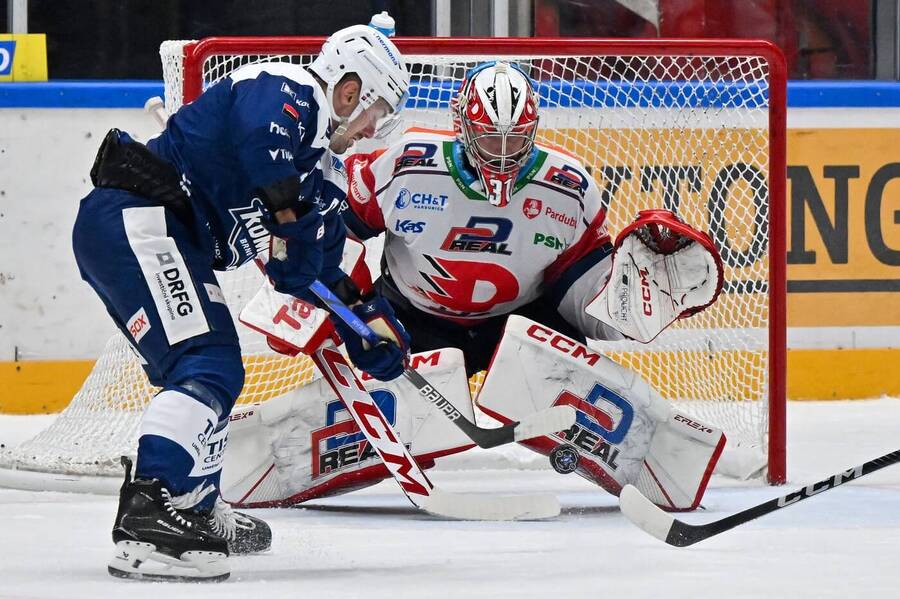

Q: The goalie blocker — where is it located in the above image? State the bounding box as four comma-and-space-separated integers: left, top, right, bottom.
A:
478, 315, 725, 511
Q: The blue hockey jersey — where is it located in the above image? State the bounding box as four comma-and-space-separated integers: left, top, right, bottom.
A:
148, 62, 345, 279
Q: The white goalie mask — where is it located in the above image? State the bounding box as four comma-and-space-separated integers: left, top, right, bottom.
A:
309, 24, 410, 140
452, 61, 539, 207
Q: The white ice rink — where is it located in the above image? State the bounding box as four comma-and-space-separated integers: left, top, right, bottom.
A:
2, 398, 899, 598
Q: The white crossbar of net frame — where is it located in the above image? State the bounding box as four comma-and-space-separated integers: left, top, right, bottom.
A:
0, 37, 786, 492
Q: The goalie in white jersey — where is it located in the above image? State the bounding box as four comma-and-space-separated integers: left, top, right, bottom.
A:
342, 61, 723, 371
229, 62, 730, 513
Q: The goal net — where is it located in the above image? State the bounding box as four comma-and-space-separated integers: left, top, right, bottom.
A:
0, 37, 786, 490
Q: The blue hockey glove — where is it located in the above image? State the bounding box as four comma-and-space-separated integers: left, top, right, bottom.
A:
264, 206, 324, 301
332, 295, 411, 381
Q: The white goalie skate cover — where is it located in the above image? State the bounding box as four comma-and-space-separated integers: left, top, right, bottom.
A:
477, 315, 725, 511
239, 237, 370, 356
585, 209, 724, 343
221, 348, 475, 507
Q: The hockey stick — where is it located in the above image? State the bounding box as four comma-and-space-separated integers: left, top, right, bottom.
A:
619, 448, 900, 547
310, 344, 560, 520
309, 280, 576, 449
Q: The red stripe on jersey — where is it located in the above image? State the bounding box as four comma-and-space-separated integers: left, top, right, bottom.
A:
282, 103, 299, 121
345, 151, 387, 232
543, 208, 611, 286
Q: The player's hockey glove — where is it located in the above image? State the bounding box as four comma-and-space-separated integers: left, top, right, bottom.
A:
263, 201, 325, 302
332, 294, 411, 381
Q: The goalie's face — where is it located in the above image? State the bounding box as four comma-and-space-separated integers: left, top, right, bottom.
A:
454, 62, 538, 207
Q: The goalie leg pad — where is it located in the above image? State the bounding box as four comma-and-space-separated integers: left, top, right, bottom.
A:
220, 348, 476, 507
477, 315, 724, 510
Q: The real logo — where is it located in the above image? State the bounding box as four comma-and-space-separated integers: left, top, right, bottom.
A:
545, 165, 588, 197
311, 391, 398, 477
441, 216, 513, 255
394, 142, 439, 172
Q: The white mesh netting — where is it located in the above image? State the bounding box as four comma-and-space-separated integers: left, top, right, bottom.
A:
0, 38, 783, 486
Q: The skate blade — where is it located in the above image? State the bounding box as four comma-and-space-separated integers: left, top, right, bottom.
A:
108, 540, 230, 582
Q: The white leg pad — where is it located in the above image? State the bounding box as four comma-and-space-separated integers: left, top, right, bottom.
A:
632, 412, 726, 511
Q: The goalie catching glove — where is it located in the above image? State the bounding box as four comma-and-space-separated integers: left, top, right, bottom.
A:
585, 209, 724, 343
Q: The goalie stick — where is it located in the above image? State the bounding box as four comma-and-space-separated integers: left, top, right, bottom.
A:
619, 448, 900, 547
309, 280, 576, 449
311, 344, 561, 520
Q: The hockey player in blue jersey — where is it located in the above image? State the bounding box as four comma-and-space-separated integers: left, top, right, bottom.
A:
72, 25, 410, 582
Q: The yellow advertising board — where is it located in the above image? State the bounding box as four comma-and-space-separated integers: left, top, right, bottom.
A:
786, 128, 900, 327
0, 34, 48, 82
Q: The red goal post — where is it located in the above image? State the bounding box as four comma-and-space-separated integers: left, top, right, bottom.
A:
0, 37, 785, 491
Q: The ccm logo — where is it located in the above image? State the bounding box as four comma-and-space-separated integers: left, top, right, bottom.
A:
639, 267, 652, 316
526, 323, 601, 366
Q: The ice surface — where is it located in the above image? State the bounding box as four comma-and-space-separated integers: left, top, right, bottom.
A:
2, 398, 899, 598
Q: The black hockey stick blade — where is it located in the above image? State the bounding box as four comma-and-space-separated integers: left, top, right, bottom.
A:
619, 448, 900, 547
402, 368, 576, 449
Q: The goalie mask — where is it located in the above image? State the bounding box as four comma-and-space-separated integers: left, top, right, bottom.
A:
452, 61, 539, 207
310, 25, 411, 146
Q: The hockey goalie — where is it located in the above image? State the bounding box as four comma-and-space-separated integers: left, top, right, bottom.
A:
231, 61, 727, 511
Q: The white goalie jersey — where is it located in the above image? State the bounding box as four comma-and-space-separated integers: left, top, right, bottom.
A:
342, 129, 622, 340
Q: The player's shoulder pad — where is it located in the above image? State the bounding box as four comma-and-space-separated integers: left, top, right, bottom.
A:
230, 62, 321, 98
229, 63, 330, 148
533, 141, 593, 199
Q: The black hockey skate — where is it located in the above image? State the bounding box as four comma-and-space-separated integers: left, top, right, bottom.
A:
108, 457, 230, 582
209, 497, 273, 554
